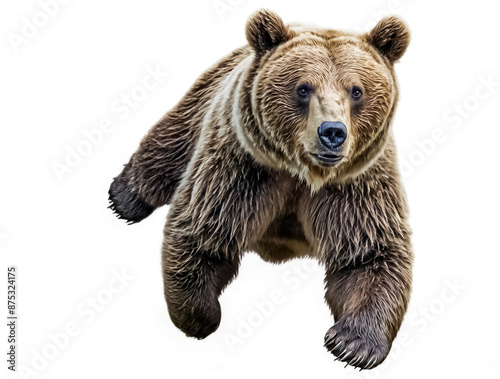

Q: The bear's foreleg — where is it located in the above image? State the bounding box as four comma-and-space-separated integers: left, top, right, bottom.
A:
108, 111, 202, 223
161, 148, 290, 339
323, 246, 412, 369
162, 241, 241, 339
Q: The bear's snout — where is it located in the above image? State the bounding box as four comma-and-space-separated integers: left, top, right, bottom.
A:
317, 121, 347, 150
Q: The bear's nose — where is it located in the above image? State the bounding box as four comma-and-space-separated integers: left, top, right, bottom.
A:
318, 121, 347, 150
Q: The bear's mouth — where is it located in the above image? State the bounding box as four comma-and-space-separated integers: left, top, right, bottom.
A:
310, 153, 344, 167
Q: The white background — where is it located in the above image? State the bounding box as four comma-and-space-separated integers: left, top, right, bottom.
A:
1, 0, 499, 378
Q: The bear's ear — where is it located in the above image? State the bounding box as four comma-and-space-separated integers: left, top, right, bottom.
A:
366, 16, 410, 64
246, 9, 292, 57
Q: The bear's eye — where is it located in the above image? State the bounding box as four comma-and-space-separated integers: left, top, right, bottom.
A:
351, 86, 363, 101
297, 84, 311, 99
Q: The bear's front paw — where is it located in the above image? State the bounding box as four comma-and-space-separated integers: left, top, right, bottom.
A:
324, 317, 390, 369
108, 175, 155, 224
168, 298, 222, 340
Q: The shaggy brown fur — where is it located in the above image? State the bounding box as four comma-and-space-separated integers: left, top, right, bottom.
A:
109, 9, 412, 370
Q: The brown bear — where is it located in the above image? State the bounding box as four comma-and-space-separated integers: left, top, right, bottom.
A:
109, 9, 413, 370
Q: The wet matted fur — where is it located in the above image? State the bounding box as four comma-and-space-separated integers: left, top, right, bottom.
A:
109, 9, 413, 370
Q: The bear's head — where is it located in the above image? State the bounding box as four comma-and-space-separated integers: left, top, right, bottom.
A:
239, 9, 410, 190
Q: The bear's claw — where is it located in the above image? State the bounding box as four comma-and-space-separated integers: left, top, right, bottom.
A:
169, 298, 222, 340
108, 175, 154, 224
324, 318, 390, 370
